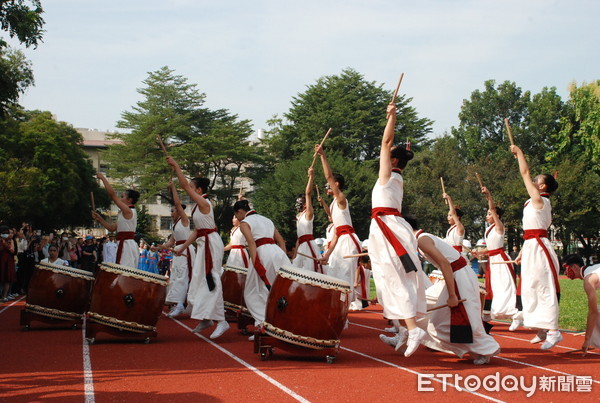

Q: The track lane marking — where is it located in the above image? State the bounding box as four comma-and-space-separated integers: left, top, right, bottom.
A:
491, 332, 600, 356
82, 317, 95, 403
0, 296, 25, 314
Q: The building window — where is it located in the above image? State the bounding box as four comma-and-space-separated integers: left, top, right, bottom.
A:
160, 216, 171, 230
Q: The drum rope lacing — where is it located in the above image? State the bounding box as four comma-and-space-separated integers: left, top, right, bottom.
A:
88, 312, 156, 333
25, 303, 83, 320
222, 265, 248, 275
263, 322, 340, 349
277, 267, 351, 293
100, 263, 168, 286
223, 301, 250, 314
35, 264, 95, 281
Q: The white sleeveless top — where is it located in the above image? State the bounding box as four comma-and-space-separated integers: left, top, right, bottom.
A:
371, 171, 403, 210
583, 264, 600, 281
117, 208, 137, 233
523, 197, 552, 230
484, 224, 504, 250
417, 232, 462, 267
191, 201, 217, 230
230, 226, 247, 245
331, 199, 353, 228
445, 224, 463, 249
243, 213, 275, 240
173, 218, 192, 242
296, 211, 313, 237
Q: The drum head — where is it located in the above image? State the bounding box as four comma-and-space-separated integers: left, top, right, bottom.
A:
36, 262, 95, 280
100, 262, 168, 286
222, 265, 248, 275
278, 265, 351, 293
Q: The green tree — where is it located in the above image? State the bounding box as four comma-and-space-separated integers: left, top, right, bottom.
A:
262, 68, 433, 162
0, 110, 102, 230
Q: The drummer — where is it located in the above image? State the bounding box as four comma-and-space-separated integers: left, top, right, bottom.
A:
40, 245, 69, 266
157, 181, 195, 318
443, 192, 465, 255
92, 172, 140, 269
224, 215, 250, 268
233, 199, 290, 340
292, 167, 323, 273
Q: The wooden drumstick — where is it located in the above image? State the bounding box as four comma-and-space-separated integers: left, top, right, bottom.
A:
157, 135, 169, 156
440, 177, 448, 205
297, 252, 321, 261
427, 299, 466, 313
315, 184, 321, 199
491, 260, 518, 265
504, 118, 515, 146
391, 73, 405, 105
90, 192, 96, 211
310, 128, 333, 169
344, 252, 369, 258
475, 172, 484, 188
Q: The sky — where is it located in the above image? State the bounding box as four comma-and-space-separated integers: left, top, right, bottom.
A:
8, 0, 600, 138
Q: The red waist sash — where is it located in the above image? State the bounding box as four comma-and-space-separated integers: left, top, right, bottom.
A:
231, 245, 249, 268
335, 225, 361, 257
116, 231, 135, 264
452, 245, 462, 252
253, 237, 276, 289
522, 229, 560, 295
371, 207, 416, 273
297, 234, 322, 273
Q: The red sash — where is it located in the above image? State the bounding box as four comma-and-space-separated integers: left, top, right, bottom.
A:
253, 237, 276, 289
175, 240, 193, 281
335, 225, 361, 255
116, 231, 135, 264
449, 256, 473, 344
523, 229, 560, 297
298, 234, 323, 273
371, 207, 416, 273
231, 245, 249, 268
196, 228, 217, 281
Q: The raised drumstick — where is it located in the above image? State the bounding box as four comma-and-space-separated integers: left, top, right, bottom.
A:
90, 192, 96, 212
504, 118, 515, 146
157, 135, 169, 156
391, 73, 405, 105
310, 128, 333, 168
476, 172, 484, 188
440, 177, 448, 205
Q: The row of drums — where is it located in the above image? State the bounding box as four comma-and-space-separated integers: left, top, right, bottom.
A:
22, 260, 353, 350
21, 261, 167, 343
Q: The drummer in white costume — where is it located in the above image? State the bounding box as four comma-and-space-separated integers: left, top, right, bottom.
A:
562, 254, 600, 355
292, 167, 323, 274
407, 217, 500, 364
233, 200, 290, 332
511, 145, 561, 350
167, 156, 229, 340
318, 192, 334, 275
224, 216, 250, 268
315, 144, 362, 308
443, 192, 465, 255
476, 186, 522, 329
157, 181, 195, 318
371, 103, 427, 357
93, 172, 139, 269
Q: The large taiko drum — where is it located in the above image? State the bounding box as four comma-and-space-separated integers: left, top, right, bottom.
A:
87, 263, 167, 335
263, 265, 351, 350
221, 265, 249, 315
23, 262, 94, 323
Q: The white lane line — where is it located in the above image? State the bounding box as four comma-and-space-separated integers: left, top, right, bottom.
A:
171, 318, 310, 403
494, 355, 600, 384
341, 346, 506, 403
491, 332, 600, 356
82, 317, 95, 403
0, 296, 25, 314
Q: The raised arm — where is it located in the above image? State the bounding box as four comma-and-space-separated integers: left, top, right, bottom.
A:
318, 194, 332, 222
97, 172, 132, 219
315, 144, 347, 209
170, 181, 189, 227
305, 167, 315, 220
166, 156, 211, 214
379, 103, 397, 183
511, 145, 543, 209
443, 192, 465, 236
482, 186, 504, 234
583, 276, 599, 355
239, 222, 256, 264
92, 211, 117, 232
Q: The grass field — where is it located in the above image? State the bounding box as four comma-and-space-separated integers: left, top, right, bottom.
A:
369, 277, 593, 332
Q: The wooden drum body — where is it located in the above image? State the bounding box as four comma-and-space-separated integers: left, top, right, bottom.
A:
221, 265, 253, 331
87, 263, 167, 341
263, 265, 351, 351
21, 262, 94, 328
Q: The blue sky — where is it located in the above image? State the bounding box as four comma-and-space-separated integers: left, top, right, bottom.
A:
10, 0, 600, 137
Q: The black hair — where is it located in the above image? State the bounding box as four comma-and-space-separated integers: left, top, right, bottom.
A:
190, 177, 210, 194
454, 207, 464, 218
332, 173, 345, 191
172, 204, 187, 211
494, 207, 504, 219
563, 254, 584, 267
125, 189, 140, 204
233, 199, 251, 212
539, 174, 559, 193
48, 245, 58, 251
0, 225, 9, 233
390, 145, 414, 169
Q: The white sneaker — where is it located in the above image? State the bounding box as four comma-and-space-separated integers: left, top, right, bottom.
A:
248, 335, 255, 341
473, 355, 491, 365
209, 321, 230, 339
379, 334, 400, 348
344, 319, 349, 330
384, 326, 399, 333
482, 314, 492, 322
509, 319, 523, 331
541, 331, 562, 350
530, 330, 547, 344
192, 319, 214, 333
404, 328, 426, 357
167, 304, 185, 318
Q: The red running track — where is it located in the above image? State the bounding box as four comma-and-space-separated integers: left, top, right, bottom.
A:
1, 297, 598, 402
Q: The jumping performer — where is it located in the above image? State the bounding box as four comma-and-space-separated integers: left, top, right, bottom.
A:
511, 144, 561, 350
292, 167, 323, 273
92, 172, 139, 269
167, 156, 229, 340
370, 103, 426, 356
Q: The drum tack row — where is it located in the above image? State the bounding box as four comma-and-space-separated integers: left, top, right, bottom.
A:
20, 261, 352, 363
